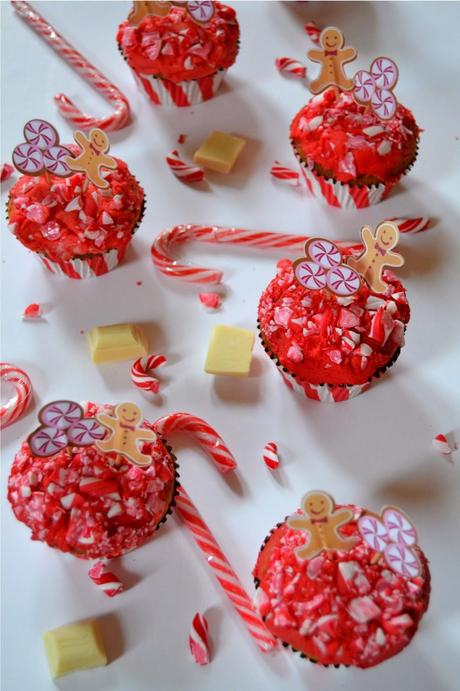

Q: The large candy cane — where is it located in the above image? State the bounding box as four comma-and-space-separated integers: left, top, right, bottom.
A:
0, 363, 33, 429
151, 221, 430, 286
12, 1, 130, 131
154, 413, 277, 653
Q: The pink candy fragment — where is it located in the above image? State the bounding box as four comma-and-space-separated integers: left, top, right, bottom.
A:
199, 292, 221, 310
1, 163, 14, 182
22, 303, 42, 320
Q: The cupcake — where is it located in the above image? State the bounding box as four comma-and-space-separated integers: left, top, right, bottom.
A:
117, 1, 239, 107
258, 239, 410, 403
7, 152, 145, 280
290, 88, 420, 208
7, 401, 177, 560
253, 491, 431, 668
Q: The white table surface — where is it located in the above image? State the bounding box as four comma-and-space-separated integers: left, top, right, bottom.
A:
2, 1, 460, 690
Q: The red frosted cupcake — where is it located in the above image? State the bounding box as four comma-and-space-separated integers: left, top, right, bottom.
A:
117, 1, 239, 107
7, 156, 145, 280
7, 401, 177, 560
253, 491, 431, 668
258, 241, 410, 403
290, 88, 420, 208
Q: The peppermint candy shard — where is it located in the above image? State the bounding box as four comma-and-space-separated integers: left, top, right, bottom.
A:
357, 515, 388, 552
370, 57, 398, 90
39, 400, 83, 429
67, 418, 107, 446
307, 238, 341, 269
294, 260, 327, 290
189, 612, 210, 665
23, 119, 58, 150
326, 265, 361, 296
354, 70, 375, 102
43, 146, 73, 177
187, 1, 215, 24
28, 426, 68, 457
384, 543, 421, 579
12, 143, 44, 175
383, 508, 417, 547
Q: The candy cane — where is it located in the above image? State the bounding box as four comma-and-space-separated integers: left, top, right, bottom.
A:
275, 57, 306, 79
389, 217, 431, 234
154, 413, 277, 652
88, 560, 124, 597
270, 161, 301, 187
131, 354, 167, 395
0, 363, 33, 429
189, 613, 210, 665
263, 442, 280, 470
165, 150, 205, 183
304, 21, 321, 44
11, 1, 130, 131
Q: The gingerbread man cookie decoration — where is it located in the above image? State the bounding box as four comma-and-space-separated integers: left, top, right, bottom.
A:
96, 402, 157, 466
66, 128, 117, 189
308, 27, 357, 94
128, 0, 171, 25
347, 222, 404, 293
287, 491, 357, 560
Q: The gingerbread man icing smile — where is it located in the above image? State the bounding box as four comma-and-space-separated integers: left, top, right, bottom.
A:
308, 27, 357, 94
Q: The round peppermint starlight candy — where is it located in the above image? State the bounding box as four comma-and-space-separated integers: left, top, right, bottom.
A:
43, 146, 72, 177
354, 70, 375, 102
384, 543, 421, 579
370, 57, 398, 90
383, 508, 417, 547
294, 260, 326, 290
24, 119, 58, 149
39, 400, 83, 430
371, 88, 397, 120
307, 239, 341, 269
187, 0, 215, 23
357, 515, 388, 552
29, 426, 68, 457
12, 143, 44, 175
67, 418, 107, 445
326, 265, 361, 296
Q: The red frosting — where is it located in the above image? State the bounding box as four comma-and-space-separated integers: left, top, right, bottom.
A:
253, 506, 430, 668
258, 257, 410, 386
8, 160, 144, 262
117, 3, 239, 82
7, 403, 176, 560
290, 89, 420, 184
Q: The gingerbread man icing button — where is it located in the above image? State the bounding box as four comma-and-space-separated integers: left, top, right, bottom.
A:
347, 221, 404, 294
308, 27, 357, 94
66, 128, 117, 189
287, 490, 358, 560
96, 402, 157, 466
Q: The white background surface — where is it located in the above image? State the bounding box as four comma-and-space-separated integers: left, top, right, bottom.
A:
1, 1, 460, 690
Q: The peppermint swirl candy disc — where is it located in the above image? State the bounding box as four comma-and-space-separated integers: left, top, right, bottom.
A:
358, 515, 388, 552
39, 400, 83, 429
384, 543, 421, 579
67, 418, 107, 446
354, 70, 375, 102
326, 265, 361, 296
43, 146, 72, 177
370, 57, 398, 90
307, 239, 341, 269
371, 88, 397, 120
28, 426, 68, 457
24, 119, 58, 150
187, 1, 215, 23
383, 508, 417, 547
12, 143, 44, 175
294, 260, 327, 290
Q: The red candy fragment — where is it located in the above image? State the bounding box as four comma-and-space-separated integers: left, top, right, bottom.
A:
22, 303, 42, 319
1, 163, 14, 182
189, 613, 210, 665
199, 292, 221, 310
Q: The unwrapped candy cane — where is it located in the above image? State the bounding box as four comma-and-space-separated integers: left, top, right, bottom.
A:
165, 150, 205, 183
88, 560, 124, 597
304, 21, 321, 44
275, 57, 306, 79
12, 1, 130, 130
131, 354, 167, 395
270, 161, 300, 187
154, 412, 277, 653
389, 217, 431, 234
0, 363, 33, 429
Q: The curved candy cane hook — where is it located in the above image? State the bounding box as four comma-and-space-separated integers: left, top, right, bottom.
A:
11, 1, 130, 131
153, 413, 277, 652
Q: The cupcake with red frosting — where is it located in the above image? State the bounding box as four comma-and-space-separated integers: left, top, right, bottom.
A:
290, 88, 420, 208
7, 158, 145, 279
253, 492, 431, 668
117, 1, 239, 107
7, 401, 177, 560
258, 248, 410, 403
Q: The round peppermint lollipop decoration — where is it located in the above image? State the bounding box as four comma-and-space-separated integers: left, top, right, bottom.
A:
187, 0, 215, 23
12, 143, 44, 175
326, 265, 361, 296
67, 418, 106, 445
307, 238, 341, 269
384, 543, 421, 579
354, 70, 375, 103
24, 119, 58, 150
43, 146, 72, 176
383, 507, 418, 546
357, 514, 388, 552
12, 119, 72, 178
371, 88, 397, 120
294, 260, 327, 290
370, 57, 398, 90
29, 426, 68, 456
39, 400, 83, 429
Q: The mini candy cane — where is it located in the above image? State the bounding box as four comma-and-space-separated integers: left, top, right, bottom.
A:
189, 613, 210, 665
263, 442, 280, 470
275, 57, 306, 79
12, 1, 130, 131
165, 150, 205, 183
88, 560, 124, 597
304, 21, 321, 44
0, 363, 33, 429
131, 354, 167, 395
270, 161, 301, 187
154, 413, 277, 652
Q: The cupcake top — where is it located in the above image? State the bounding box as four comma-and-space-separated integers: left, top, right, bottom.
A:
117, 2, 239, 82
290, 88, 420, 185
253, 501, 430, 668
7, 402, 176, 560
7, 159, 144, 262
258, 256, 410, 386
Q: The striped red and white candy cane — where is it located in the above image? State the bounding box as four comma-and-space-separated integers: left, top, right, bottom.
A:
154, 412, 276, 652
131, 354, 167, 395
88, 560, 124, 598
12, 1, 130, 131
304, 21, 322, 44
389, 217, 431, 234
165, 150, 205, 183
0, 363, 33, 429
275, 57, 306, 78
270, 161, 301, 186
